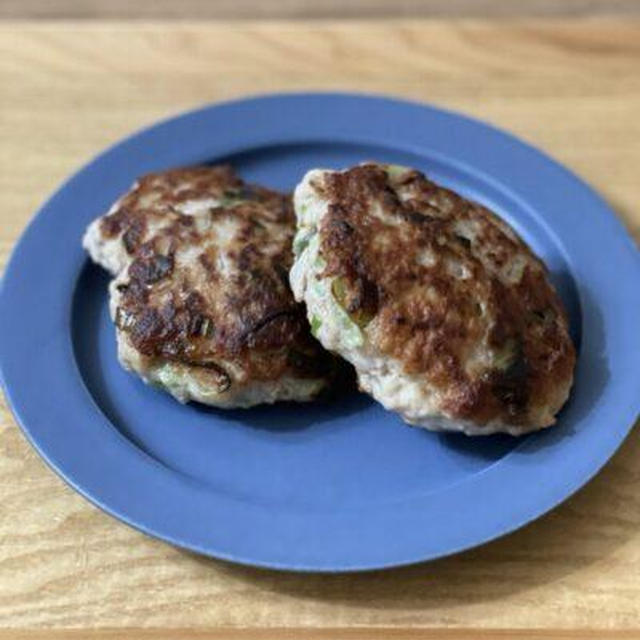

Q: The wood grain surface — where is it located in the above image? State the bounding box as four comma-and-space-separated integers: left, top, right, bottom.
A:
3, 0, 640, 20
2, 632, 640, 640
3, 631, 640, 640
0, 18, 639, 635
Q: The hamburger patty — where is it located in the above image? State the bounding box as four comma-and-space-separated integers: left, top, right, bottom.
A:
83, 165, 334, 407
290, 163, 576, 435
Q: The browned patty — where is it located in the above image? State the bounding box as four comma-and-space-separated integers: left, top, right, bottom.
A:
84, 166, 334, 406
292, 163, 576, 432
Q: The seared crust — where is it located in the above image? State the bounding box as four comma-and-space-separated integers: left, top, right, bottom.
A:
313, 164, 575, 428
84, 166, 333, 403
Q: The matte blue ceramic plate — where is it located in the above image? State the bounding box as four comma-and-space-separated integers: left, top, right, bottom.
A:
1, 93, 639, 572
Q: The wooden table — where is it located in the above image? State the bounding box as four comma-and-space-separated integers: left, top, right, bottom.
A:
1, 18, 639, 638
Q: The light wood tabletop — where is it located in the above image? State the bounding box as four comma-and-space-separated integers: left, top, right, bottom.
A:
0, 15, 639, 639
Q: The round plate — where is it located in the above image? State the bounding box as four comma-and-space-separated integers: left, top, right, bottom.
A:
1, 93, 639, 572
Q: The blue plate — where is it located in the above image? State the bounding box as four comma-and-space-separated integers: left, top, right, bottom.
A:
1, 93, 639, 572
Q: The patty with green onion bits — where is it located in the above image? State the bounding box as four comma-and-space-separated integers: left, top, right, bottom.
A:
83, 165, 334, 407
290, 163, 575, 435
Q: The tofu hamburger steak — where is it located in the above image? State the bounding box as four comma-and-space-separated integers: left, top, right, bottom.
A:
290, 163, 576, 435
84, 165, 334, 407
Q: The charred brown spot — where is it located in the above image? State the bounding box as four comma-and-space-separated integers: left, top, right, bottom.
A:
239, 308, 302, 350
399, 207, 438, 226
236, 243, 263, 271
100, 207, 129, 237
128, 308, 167, 354
198, 248, 218, 277
129, 254, 173, 284
122, 219, 146, 254
487, 348, 530, 417
345, 276, 379, 319
119, 278, 149, 305
325, 215, 355, 241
